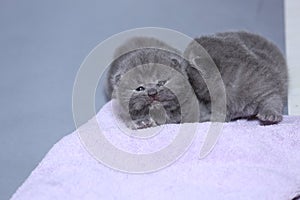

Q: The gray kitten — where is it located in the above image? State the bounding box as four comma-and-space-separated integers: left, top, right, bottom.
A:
106, 37, 198, 129
185, 31, 288, 125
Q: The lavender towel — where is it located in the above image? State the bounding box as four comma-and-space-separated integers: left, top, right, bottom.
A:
12, 101, 300, 200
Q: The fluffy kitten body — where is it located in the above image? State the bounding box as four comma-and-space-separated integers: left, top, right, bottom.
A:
106, 32, 288, 128
185, 31, 288, 124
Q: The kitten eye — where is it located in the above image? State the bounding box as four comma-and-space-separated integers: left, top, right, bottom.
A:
157, 80, 166, 87
135, 86, 145, 91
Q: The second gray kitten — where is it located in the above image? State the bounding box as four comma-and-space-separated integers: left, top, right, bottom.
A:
185, 31, 288, 125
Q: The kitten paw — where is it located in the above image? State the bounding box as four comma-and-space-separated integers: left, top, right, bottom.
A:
257, 110, 282, 125
133, 118, 157, 129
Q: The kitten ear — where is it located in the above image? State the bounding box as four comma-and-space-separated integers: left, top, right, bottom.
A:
109, 73, 123, 99
115, 74, 121, 83
113, 73, 122, 86
106, 72, 121, 99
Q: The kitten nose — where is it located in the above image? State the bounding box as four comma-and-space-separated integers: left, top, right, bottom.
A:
147, 88, 157, 96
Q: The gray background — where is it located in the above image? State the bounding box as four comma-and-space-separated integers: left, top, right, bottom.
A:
0, 0, 285, 199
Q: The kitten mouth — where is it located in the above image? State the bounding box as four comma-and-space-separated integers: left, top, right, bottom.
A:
150, 96, 160, 102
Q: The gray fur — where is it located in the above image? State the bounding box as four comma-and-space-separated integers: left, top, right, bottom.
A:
106, 32, 288, 128
106, 37, 198, 129
185, 31, 288, 124
113, 36, 180, 59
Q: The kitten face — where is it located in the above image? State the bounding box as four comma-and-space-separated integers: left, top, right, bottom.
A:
114, 63, 189, 129
107, 46, 200, 129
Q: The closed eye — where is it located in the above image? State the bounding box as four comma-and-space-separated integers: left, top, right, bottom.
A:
157, 80, 167, 87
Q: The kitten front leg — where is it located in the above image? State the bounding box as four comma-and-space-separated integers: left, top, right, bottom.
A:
195, 101, 210, 122
257, 94, 283, 125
